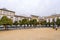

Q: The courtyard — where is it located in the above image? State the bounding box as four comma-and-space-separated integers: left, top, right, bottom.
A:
0, 28, 60, 40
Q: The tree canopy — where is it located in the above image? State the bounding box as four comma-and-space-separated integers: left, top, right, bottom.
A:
1, 16, 13, 25
56, 18, 60, 26
0, 16, 13, 30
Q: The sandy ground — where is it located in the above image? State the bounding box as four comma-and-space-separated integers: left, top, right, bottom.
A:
0, 28, 60, 40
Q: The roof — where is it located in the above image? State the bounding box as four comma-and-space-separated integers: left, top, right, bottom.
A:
51, 14, 60, 17
43, 14, 60, 19
15, 15, 25, 18
15, 15, 32, 19
31, 15, 39, 17
0, 8, 15, 13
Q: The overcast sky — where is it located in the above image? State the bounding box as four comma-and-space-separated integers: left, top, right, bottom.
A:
0, 0, 60, 16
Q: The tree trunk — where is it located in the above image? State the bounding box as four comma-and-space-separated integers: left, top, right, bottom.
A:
4, 25, 7, 30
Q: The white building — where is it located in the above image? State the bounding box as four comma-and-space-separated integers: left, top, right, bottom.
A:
15, 15, 25, 22
30, 15, 39, 22
43, 14, 60, 22
15, 15, 32, 22
0, 8, 15, 22
0, 8, 48, 23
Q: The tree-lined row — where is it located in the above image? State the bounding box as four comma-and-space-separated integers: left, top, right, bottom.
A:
0, 16, 60, 30
13, 18, 39, 27
0, 16, 39, 30
41, 18, 60, 28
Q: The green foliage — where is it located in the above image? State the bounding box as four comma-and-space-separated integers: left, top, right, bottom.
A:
29, 19, 37, 25
0, 20, 2, 25
40, 20, 47, 26
41, 20, 47, 25
56, 18, 60, 26
19, 19, 28, 25
0, 16, 13, 30
19, 20, 22, 25
1, 16, 13, 25
27, 19, 32, 27
13, 21, 18, 25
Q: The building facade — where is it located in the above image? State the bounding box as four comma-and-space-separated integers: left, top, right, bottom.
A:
1, 8, 60, 23
0, 8, 15, 22
43, 14, 60, 23
0, 8, 41, 23
30, 15, 40, 22
15, 15, 27, 22
15, 15, 32, 22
